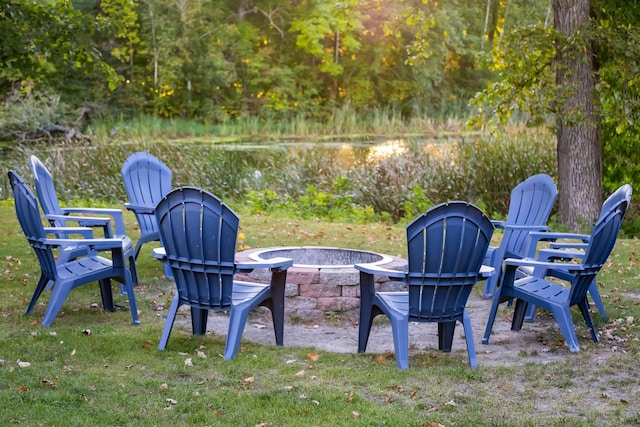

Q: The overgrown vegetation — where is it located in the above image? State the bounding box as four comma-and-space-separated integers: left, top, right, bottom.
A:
1, 127, 560, 224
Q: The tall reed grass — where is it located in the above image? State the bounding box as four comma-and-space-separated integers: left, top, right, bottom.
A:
0, 128, 557, 225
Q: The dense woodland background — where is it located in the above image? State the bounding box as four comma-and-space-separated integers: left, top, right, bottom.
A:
1, 0, 640, 227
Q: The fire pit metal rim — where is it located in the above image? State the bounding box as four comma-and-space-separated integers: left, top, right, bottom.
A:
247, 245, 394, 269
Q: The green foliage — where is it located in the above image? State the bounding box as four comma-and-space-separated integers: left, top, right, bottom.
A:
0, 0, 119, 94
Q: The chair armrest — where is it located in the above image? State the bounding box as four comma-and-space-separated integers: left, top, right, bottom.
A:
491, 220, 506, 229
355, 263, 407, 279
44, 237, 126, 251
45, 213, 113, 237
236, 257, 293, 272
504, 257, 585, 273
44, 226, 94, 239
124, 203, 156, 215
480, 265, 495, 279
153, 248, 293, 272
501, 224, 550, 231
62, 207, 126, 236
153, 247, 166, 260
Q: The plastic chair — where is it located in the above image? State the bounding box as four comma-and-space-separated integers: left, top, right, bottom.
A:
521, 184, 632, 321
8, 170, 139, 327
356, 201, 495, 369
121, 152, 173, 278
29, 155, 138, 291
155, 186, 293, 359
482, 174, 557, 298
482, 199, 628, 352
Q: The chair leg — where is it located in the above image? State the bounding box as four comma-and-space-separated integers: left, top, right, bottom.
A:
267, 270, 287, 346
524, 303, 537, 323
577, 299, 599, 343
25, 275, 50, 315
462, 311, 478, 369
158, 295, 180, 350
224, 306, 252, 360
163, 261, 174, 280
99, 279, 114, 312
438, 321, 456, 352
128, 254, 139, 287
191, 308, 209, 336
42, 282, 72, 327
122, 269, 139, 325
511, 299, 528, 331
549, 305, 581, 352
387, 312, 409, 370
358, 272, 377, 353
482, 290, 505, 345
482, 274, 500, 299
588, 280, 607, 321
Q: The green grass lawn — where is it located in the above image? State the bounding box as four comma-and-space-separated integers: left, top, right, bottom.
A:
1, 206, 639, 426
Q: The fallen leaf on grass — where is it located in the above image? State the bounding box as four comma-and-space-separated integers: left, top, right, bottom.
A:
240, 376, 255, 387
196, 350, 207, 359
142, 340, 153, 349
40, 378, 57, 388
166, 398, 178, 405
427, 422, 445, 427
351, 411, 359, 419
17, 360, 31, 368
306, 353, 319, 362
18, 386, 29, 393
184, 358, 193, 367
444, 399, 457, 406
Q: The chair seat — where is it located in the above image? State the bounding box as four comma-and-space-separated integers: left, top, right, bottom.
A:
56, 255, 114, 280
232, 281, 270, 305
513, 276, 568, 306
377, 292, 409, 313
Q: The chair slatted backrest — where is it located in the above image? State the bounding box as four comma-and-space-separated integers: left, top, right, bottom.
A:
600, 184, 632, 220
29, 156, 65, 223
9, 171, 57, 281
568, 200, 627, 307
406, 202, 494, 321
155, 187, 239, 309
502, 174, 557, 257
121, 152, 173, 238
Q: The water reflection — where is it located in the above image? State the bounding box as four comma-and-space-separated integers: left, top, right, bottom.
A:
367, 139, 407, 161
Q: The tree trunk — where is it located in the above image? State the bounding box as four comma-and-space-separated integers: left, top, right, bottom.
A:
553, 0, 602, 230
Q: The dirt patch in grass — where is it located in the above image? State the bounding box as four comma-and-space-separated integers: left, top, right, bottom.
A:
170, 293, 623, 368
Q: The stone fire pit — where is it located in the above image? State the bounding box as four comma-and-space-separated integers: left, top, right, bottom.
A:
235, 246, 407, 320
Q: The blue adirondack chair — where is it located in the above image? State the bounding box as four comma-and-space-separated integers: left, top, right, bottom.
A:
482, 198, 628, 352
482, 174, 557, 298
9, 171, 139, 327
121, 153, 173, 278
520, 184, 633, 321
356, 201, 494, 369
155, 186, 293, 359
